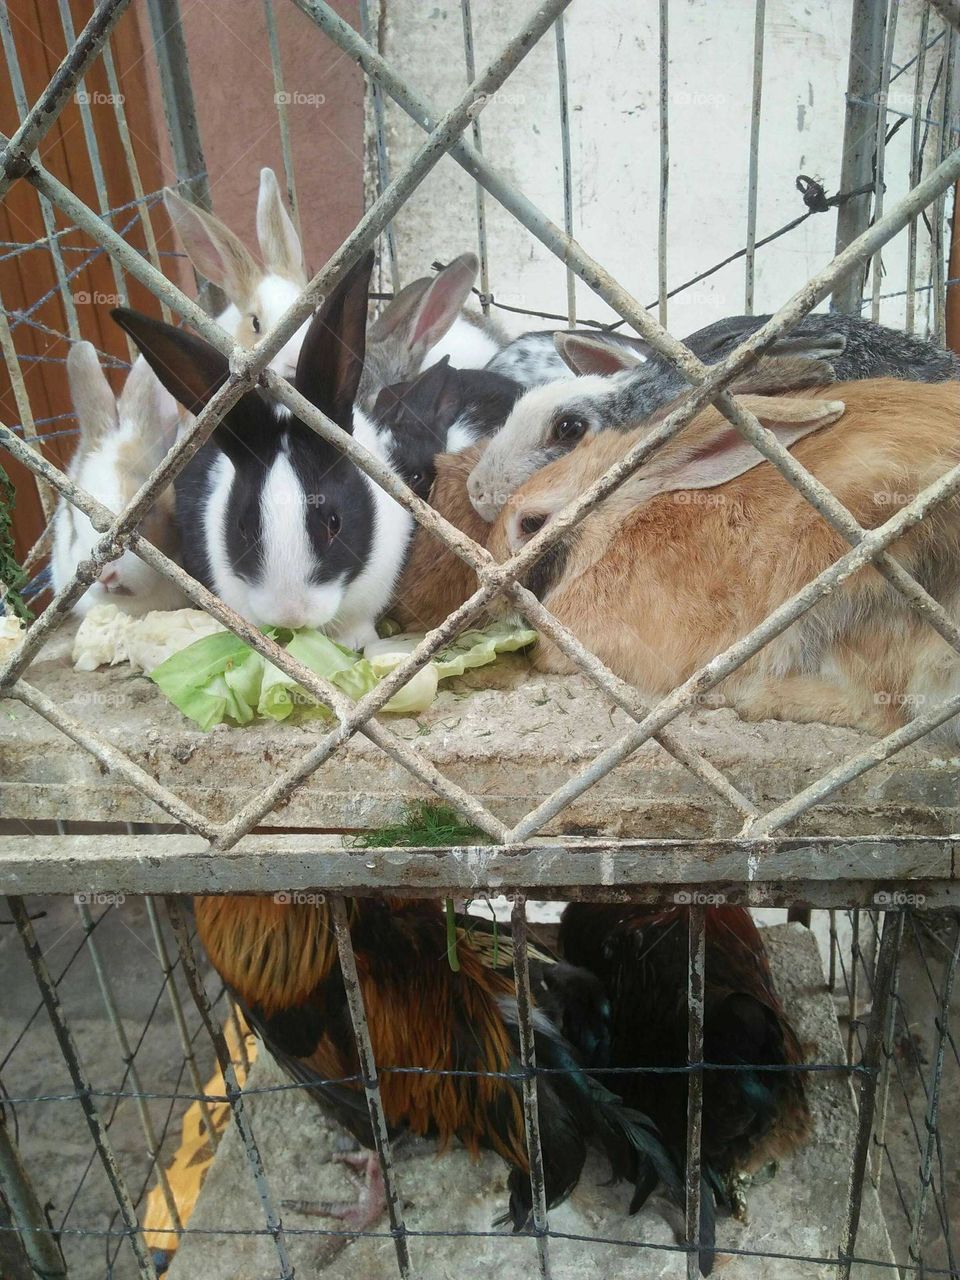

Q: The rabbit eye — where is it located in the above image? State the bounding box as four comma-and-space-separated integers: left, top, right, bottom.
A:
552, 415, 588, 444
251, 315, 261, 334
327, 512, 341, 539
520, 512, 548, 537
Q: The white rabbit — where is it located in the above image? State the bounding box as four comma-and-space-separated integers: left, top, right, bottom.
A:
50, 343, 186, 615
163, 167, 310, 381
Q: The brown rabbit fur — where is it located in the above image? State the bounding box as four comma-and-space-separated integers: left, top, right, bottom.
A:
395, 376, 960, 740
494, 377, 960, 738
391, 353, 840, 632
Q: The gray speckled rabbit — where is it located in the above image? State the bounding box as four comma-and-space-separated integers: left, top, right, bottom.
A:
468, 312, 960, 521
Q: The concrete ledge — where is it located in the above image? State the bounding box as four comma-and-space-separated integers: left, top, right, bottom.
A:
2, 627, 958, 838
166, 924, 895, 1279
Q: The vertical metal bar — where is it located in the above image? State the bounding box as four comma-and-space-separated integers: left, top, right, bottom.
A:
75, 902, 184, 1236
837, 908, 900, 1280
0, 300, 54, 520
460, 0, 491, 316
685, 904, 706, 1280
933, 26, 956, 343
229, 998, 253, 1074
870, 910, 905, 1193
554, 13, 576, 327
828, 908, 838, 992
359, 0, 400, 294
144, 0, 224, 315
164, 897, 293, 1280
56, 0, 129, 315
870, 0, 900, 323
330, 901, 414, 1280
0, 1108, 68, 1279
906, 5, 931, 333
657, 0, 669, 328
509, 896, 552, 1279
263, 0, 303, 245
832, 0, 886, 314
906, 912, 960, 1272
744, 0, 766, 314
7, 895, 158, 1280
329, 895, 413, 1279
143, 897, 219, 1149
0, 5, 80, 339
847, 909, 861, 1066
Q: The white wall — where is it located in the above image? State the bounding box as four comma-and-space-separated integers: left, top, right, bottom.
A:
374, 0, 948, 340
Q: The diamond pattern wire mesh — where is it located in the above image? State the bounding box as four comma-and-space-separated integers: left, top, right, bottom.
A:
0, 2, 959, 1279
5, 0, 960, 855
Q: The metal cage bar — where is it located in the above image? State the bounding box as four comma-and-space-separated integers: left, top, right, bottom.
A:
1, 5, 960, 1273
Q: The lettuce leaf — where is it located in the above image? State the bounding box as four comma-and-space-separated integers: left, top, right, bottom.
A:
148, 621, 536, 730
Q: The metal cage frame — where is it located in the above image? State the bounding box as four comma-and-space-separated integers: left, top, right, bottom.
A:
1, 2, 960, 1278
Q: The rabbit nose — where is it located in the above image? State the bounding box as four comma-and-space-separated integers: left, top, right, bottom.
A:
98, 564, 121, 589
270, 606, 307, 628
468, 479, 498, 522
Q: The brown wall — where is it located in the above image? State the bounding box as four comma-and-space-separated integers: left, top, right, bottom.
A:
2, 0, 364, 569
1, 0, 169, 562
134, 0, 365, 289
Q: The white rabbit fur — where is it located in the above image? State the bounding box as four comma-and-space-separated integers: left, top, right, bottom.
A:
50, 343, 186, 615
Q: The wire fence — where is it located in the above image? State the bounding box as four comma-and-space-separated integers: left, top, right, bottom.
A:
0, 1, 959, 1278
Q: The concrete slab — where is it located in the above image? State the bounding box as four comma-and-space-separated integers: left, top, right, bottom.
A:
2, 625, 958, 838
167, 923, 895, 1279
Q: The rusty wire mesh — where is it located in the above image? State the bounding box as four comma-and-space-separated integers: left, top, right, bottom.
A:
0, 1, 959, 1278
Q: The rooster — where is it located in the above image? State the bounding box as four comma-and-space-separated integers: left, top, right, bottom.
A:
194, 894, 715, 1270
558, 903, 810, 1223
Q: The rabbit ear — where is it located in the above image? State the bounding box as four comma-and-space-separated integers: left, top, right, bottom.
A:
294, 250, 375, 434
369, 253, 478, 358
554, 332, 645, 376
163, 187, 258, 303
112, 307, 229, 415
402, 356, 461, 418
118, 355, 182, 454
67, 341, 117, 447
256, 167, 304, 281
646, 395, 845, 496
112, 308, 267, 466
769, 330, 848, 361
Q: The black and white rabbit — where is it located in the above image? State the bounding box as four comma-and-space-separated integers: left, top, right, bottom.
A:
112, 252, 411, 649
372, 356, 522, 498
486, 328, 652, 388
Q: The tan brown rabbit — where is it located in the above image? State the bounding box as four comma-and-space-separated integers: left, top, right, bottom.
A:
392, 354, 840, 632
494, 377, 960, 739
